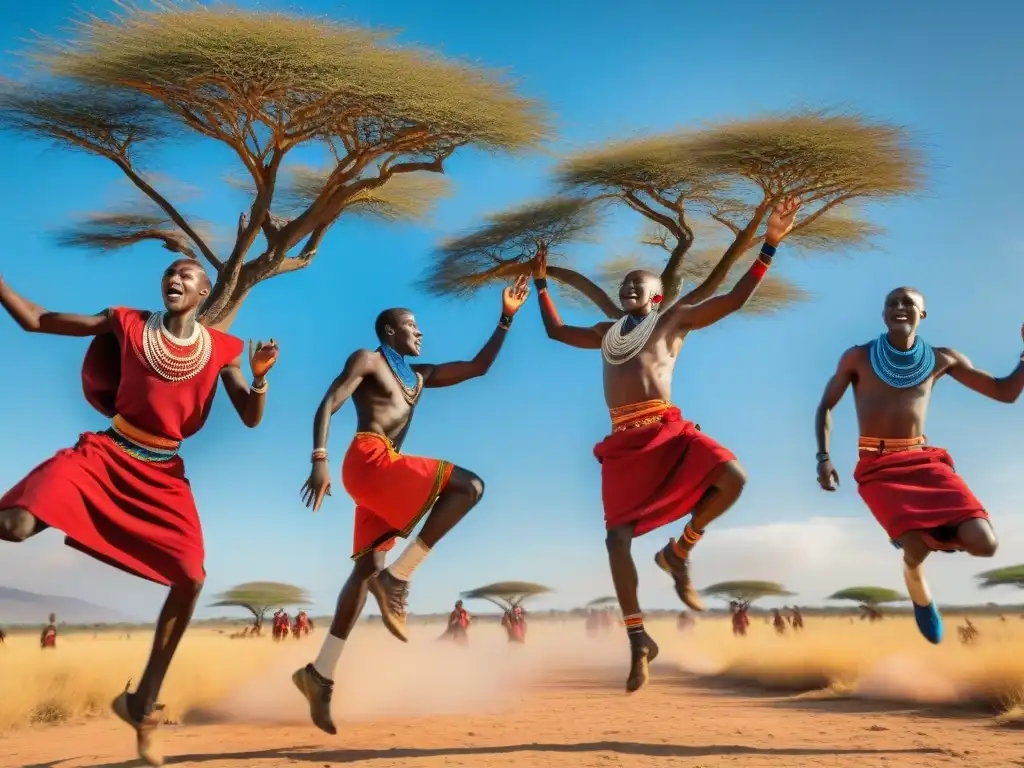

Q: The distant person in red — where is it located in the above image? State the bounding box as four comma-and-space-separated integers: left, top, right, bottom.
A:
502, 605, 526, 643
772, 609, 787, 635
0, 260, 278, 766
0, 625, 6, 645
443, 600, 471, 644
41, 613, 57, 649
295, 611, 311, 637
731, 601, 750, 637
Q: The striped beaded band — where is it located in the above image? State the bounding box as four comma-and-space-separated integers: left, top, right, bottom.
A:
610, 399, 672, 432
107, 415, 180, 462
858, 435, 926, 454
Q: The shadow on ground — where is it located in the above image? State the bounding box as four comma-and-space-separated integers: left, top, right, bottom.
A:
56, 739, 948, 768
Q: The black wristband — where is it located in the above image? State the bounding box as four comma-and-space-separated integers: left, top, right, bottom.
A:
534, 277, 549, 290
815, 452, 830, 463
499, 313, 513, 330
759, 242, 777, 263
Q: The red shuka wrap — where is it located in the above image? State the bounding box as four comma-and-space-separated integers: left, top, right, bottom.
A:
342, 432, 453, 559
854, 446, 989, 544
0, 307, 243, 586
593, 405, 736, 535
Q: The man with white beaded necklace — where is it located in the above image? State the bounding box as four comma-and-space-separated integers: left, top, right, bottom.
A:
532, 197, 803, 694
815, 287, 1024, 645
0, 258, 279, 766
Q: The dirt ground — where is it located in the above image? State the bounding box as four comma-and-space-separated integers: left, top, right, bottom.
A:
4, 665, 1022, 768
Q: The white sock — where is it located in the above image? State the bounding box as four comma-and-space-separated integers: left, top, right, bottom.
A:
903, 561, 932, 606
388, 538, 431, 582
312, 634, 345, 681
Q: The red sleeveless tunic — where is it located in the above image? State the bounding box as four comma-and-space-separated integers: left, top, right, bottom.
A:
0, 308, 243, 586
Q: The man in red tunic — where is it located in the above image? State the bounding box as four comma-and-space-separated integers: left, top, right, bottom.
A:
0, 259, 278, 766
291, 278, 529, 735
531, 198, 802, 693
815, 286, 1022, 644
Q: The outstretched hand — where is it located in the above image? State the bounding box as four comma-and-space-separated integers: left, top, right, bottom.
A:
531, 242, 549, 279
817, 458, 840, 492
300, 462, 332, 512
249, 338, 279, 379
765, 195, 803, 244
502, 275, 531, 315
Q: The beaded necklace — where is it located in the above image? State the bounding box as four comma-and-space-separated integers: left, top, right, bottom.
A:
869, 333, 936, 389
379, 344, 423, 404
601, 308, 660, 365
142, 311, 212, 382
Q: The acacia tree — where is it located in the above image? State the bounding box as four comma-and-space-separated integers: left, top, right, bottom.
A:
209, 581, 311, 631
976, 565, 1024, 590
461, 581, 552, 612
701, 580, 795, 605
0, 2, 549, 328
425, 112, 922, 318
828, 586, 906, 620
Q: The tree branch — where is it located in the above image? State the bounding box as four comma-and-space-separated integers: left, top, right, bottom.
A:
111, 158, 222, 271
547, 265, 623, 319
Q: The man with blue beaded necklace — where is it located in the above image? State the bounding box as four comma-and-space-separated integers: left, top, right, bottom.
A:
532, 197, 803, 693
815, 286, 1024, 644
291, 276, 529, 735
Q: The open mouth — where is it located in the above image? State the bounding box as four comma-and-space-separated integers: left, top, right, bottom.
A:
893, 313, 908, 322
165, 287, 184, 300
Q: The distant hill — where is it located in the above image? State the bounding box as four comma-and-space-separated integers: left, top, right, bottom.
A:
0, 587, 140, 626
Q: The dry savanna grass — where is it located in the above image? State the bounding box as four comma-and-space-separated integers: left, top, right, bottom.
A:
2, 615, 1024, 734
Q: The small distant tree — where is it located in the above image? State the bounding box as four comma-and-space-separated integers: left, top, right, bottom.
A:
586, 596, 618, 610
701, 580, 795, 605
0, 2, 549, 328
976, 565, 1024, 590
209, 581, 311, 631
461, 581, 552, 612
828, 586, 906, 621
425, 111, 923, 319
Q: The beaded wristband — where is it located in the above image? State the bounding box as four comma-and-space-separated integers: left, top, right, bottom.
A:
498, 313, 513, 330
311, 448, 328, 463
534, 277, 549, 290
760, 242, 777, 262
250, 379, 268, 394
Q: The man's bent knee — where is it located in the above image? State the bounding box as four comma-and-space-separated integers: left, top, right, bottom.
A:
961, 521, 998, 558
449, 466, 485, 503
0, 508, 37, 543
715, 461, 747, 495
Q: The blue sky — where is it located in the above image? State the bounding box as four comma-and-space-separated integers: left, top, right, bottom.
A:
1, 0, 1023, 621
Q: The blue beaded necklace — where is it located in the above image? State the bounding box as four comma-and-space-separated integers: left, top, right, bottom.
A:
379, 344, 421, 403
869, 333, 936, 389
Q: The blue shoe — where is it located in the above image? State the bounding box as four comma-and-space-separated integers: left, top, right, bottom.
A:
912, 601, 943, 644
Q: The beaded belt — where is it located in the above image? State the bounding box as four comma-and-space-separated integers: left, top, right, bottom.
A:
106, 414, 181, 462
858, 435, 925, 455
610, 400, 672, 432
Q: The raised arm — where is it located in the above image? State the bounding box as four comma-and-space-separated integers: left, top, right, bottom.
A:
532, 244, 610, 349
0, 275, 112, 336
815, 346, 860, 491
300, 349, 375, 511
220, 339, 279, 428
416, 276, 530, 389
941, 329, 1024, 403
666, 197, 802, 333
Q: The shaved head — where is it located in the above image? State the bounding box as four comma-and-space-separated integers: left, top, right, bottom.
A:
886, 286, 925, 309
375, 307, 412, 342
168, 258, 211, 291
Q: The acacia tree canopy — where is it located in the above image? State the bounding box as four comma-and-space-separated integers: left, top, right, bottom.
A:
423, 111, 921, 320
461, 581, 552, 610
701, 580, 795, 603
828, 587, 907, 605
0, 2, 550, 327
976, 565, 1024, 589
209, 581, 311, 625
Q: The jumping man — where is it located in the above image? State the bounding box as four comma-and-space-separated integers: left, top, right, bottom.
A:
533, 197, 802, 692
292, 277, 530, 735
0, 260, 278, 765
815, 287, 1022, 643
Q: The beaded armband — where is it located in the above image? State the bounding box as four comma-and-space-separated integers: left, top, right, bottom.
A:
498, 313, 513, 330
534, 277, 549, 291
815, 452, 830, 463
250, 378, 268, 395
311, 448, 328, 463
751, 242, 777, 280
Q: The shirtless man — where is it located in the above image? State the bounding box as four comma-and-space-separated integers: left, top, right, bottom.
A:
292, 277, 529, 735
815, 287, 1022, 643
533, 197, 802, 692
